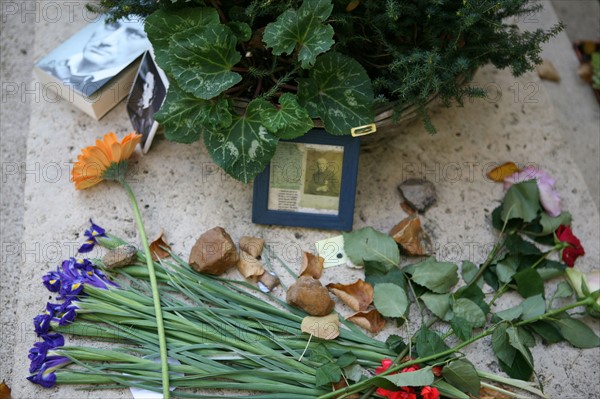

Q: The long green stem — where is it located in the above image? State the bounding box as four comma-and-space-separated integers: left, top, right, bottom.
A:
464, 237, 506, 291
321, 297, 594, 399
121, 180, 170, 399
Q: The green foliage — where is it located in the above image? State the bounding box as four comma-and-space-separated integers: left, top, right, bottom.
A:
409, 258, 459, 294
442, 359, 480, 397
343, 227, 400, 270
87, 0, 562, 182
380, 366, 434, 387
373, 283, 408, 318
415, 326, 449, 358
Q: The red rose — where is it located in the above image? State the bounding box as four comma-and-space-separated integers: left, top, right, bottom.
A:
432, 366, 443, 377
376, 358, 394, 374
401, 365, 420, 373
421, 386, 440, 399
556, 225, 585, 267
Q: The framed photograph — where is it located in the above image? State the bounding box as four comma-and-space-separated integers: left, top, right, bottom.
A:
126, 51, 168, 153
252, 129, 360, 230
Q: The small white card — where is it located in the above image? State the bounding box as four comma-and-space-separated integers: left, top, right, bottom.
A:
316, 235, 349, 268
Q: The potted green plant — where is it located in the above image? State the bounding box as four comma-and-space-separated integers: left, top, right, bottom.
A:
89, 0, 561, 183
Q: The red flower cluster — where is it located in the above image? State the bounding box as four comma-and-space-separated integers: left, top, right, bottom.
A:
374, 358, 440, 399
556, 225, 585, 267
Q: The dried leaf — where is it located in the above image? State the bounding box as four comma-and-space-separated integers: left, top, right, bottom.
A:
486, 162, 519, 183
299, 252, 324, 279
536, 60, 560, 82
389, 215, 427, 256
346, 309, 386, 333
326, 279, 373, 312
332, 379, 359, 398
301, 313, 340, 340
239, 236, 264, 258
237, 250, 265, 279
400, 201, 417, 215
258, 271, 280, 292
345, 1, 360, 12
0, 380, 11, 399
476, 386, 513, 399
150, 231, 172, 261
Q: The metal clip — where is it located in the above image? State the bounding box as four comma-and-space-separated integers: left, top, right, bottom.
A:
350, 123, 377, 137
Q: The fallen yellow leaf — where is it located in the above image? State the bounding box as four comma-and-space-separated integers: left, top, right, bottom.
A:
486, 162, 519, 183
301, 313, 340, 340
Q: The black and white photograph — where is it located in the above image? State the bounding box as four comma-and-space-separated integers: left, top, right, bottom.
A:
253, 129, 360, 230
126, 51, 168, 153
36, 16, 149, 96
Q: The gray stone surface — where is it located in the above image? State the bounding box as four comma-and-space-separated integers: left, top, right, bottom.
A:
1, 2, 600, 398
535, 1, 600, 211
0, 0, 34, 387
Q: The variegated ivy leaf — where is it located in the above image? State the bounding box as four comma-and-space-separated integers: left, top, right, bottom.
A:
204, 100, 279, 183
263, 0, 334, 68
155, 81, 233, 144
256, 94, 313, 139
297, 52, 375, 135
144, 8, 220, 71
169, 24, 242, 99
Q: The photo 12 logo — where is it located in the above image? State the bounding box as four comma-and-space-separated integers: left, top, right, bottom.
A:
1, 1, 102, 24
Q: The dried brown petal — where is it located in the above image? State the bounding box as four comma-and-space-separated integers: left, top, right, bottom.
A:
389, 215, 426, 256
237, 250, 265, 279
287, 276, 335, 316
346, 309, 386, 333
150, 230, 172, 261
301, 314, 340, 340
239, 236, 264, 259
299, 252, 324, 279
326, 279, 373, 312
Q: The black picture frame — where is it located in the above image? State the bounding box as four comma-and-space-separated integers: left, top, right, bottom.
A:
252, 129, 360, 231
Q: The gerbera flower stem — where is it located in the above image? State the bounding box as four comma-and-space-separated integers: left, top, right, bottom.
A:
120, 179, 170, 399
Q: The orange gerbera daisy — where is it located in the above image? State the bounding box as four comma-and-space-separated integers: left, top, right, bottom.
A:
72, 132, 142, 190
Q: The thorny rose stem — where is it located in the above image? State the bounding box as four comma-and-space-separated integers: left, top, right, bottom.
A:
321, 296, 595, 399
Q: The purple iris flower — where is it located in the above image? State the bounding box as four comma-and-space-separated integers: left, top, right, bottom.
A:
27, 356, 70, 388
42, 333, 65, 348
58, 308, 77, 326
33, 314, 52, 336
28, 333, 65, 373
28, 342, 50, 372
42, 270, 62, 292
78, 219, 106, 253
27, 368, 57, 388
57, 258, 117, 297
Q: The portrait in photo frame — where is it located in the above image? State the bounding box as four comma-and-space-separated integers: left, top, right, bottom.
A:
252, 129, 360, 230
